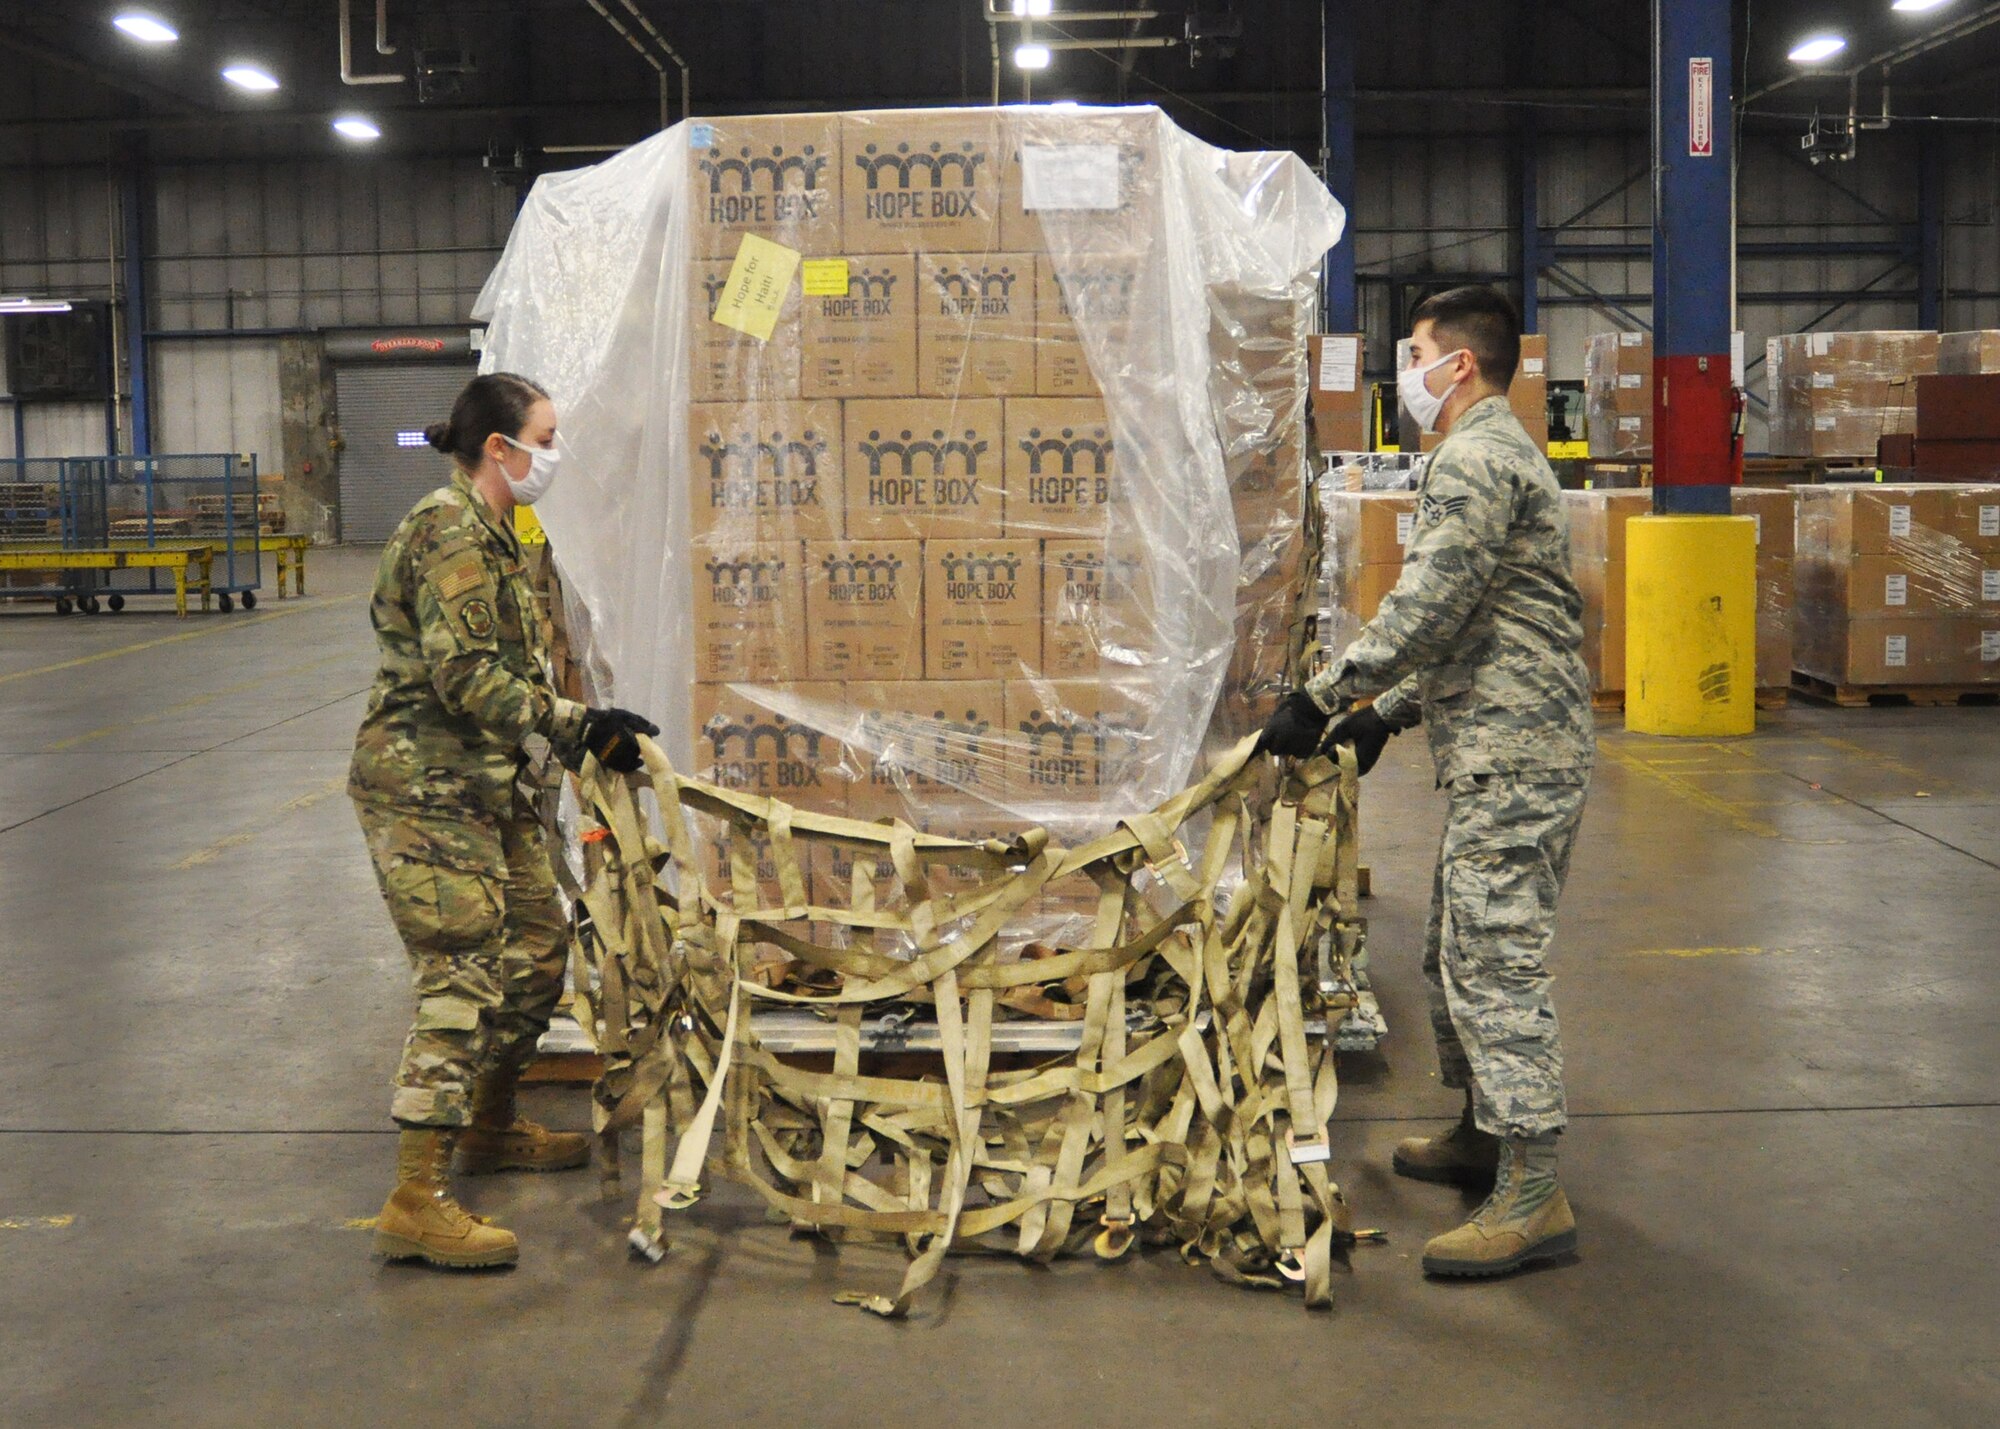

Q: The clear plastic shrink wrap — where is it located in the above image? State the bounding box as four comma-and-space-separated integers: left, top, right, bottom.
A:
1584, 332, 1651, 458
473, 105, 1343, 938
1764, 331, 1938, 460
1793, 483, 2000, 687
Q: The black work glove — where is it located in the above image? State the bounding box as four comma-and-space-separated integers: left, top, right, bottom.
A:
580, 706, 659, 775
1322, 705, 1397, 777
1256, 690, 1332, 758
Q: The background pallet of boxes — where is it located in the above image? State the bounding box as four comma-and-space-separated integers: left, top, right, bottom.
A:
474, 104, 1341, 938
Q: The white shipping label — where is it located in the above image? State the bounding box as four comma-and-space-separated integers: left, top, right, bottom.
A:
1620, 332, 1645, 347
1523, 356, 1546, 376
1618, 373, 1644, 389
1889, 505, 1913, 539
1318, 336, 1360, 393
1885, 634, 1909, 668
1815, 415, 1838, 430
1984, 568, 2000, 602
1884, 573, 1908, 606
1981, 504, 2000, 538
1396, 511, 1416, 545
1021, 145, 1120, 210
1751, 513, 1763, 545
1811, 372, 1836, 388
1811, 333, 1833, 357
1983, 630, 2000, 663
1619, 417, 1643, 431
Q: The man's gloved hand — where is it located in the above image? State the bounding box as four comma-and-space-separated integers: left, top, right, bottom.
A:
580, 706, 660, 775
1322, 705, 1397, 777
1256, 690, 1332, 758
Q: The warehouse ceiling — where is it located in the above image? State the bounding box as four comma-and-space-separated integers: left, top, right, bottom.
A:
0, 1, 1996, 170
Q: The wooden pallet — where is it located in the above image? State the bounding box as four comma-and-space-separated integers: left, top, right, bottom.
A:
1790, 671, 1999, 709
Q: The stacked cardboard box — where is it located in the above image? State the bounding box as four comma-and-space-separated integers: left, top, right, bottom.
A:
1913, 373, 2000, 481
1319, 491, 1417, 652
1307, 334, 1368, 453
1731, 487, 1797, 693
1794, 484, 2000, 687
678, 106, 1311, 911
1936, 330, 2000, 375
1563, 490, 1651, 694
1585, 333, 1651, 458
1765, 331, 1939, 460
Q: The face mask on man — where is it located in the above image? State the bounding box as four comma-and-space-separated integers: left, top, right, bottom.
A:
1398, 348, 1470, 434
499, 433, 562, 505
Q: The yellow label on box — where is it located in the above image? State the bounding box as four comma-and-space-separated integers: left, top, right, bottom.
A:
800, 258, 850, 298
712, 234, 800, 342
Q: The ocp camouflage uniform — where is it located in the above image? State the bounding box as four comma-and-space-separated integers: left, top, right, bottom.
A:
1307, 394, 1592, 1138
349, 467, 586, 1129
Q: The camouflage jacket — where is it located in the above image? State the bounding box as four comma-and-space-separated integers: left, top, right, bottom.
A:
348, 468, 586, 819
1306, 395, 1593, 784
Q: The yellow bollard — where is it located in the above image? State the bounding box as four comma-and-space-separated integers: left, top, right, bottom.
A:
1625, 514, 1758, 736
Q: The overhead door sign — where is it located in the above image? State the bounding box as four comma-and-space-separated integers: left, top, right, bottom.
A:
1689, 57, 1715, 157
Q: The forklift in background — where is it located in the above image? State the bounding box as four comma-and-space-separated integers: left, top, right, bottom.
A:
1547, 380, 1587, 459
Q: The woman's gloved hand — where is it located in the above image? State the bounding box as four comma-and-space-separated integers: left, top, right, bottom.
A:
1322, 705, 1397, 776
1256, 690, 1332, 758
580, 706, 660, 774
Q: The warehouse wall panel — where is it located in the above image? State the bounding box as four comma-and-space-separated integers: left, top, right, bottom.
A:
151, 341, 284, 479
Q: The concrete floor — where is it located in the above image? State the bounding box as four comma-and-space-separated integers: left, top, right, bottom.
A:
2, 545, 1996, 1427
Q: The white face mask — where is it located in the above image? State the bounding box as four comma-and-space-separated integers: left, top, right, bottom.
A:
499, 433, 561, 505
1398, 348, 1469, 435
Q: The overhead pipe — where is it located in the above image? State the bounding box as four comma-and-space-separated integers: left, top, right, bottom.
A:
983, 4, 1163, 21
1744, 0, 2000, 105
340, 0, 404, 85
617, 0, 690, 122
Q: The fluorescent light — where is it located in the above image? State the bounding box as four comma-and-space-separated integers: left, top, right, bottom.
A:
332, 115, 382, 142
221, 65, 280, 92
1012, 0, 1054, 14
1892, 0, 1952, 11
0, 298, 75, 314
112, 12, 178, 44
1014, 42, 1052, 69
1787, 35, 1847, 63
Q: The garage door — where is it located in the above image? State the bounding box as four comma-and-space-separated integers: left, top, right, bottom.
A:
334, 363, 478, 542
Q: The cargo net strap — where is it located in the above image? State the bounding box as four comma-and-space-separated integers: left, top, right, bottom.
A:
567, 733, 1362, 1316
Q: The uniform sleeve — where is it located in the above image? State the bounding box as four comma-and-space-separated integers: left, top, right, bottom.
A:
413, 539, 586, 747
1370, 673, 1424, 729
1306, 444, 1512, 711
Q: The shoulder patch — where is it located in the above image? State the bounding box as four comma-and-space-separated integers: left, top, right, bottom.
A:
433, 557, 487, 602
1420, 492, 1471, 527
458, 598, 496, 640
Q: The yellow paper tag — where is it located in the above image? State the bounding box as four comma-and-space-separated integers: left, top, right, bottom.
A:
712, 234, 800, 342
800, 258, 851, 298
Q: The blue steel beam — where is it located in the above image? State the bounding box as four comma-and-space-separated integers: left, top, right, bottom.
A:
1321, 1, 1357, 333
1917, 131, 1944, 331
1517, 114, 1540, 333
1651, 0, 1734, 512
119, 153, 151, 456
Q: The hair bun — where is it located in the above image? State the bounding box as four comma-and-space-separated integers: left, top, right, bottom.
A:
423, 420, 454, 452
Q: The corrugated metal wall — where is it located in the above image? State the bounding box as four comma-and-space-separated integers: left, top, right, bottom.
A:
4, 114, 1999, 468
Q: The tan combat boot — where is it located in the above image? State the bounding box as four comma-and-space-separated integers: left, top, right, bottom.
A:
456, 1070, 590, 1175
1391, 1095, 1499, 1188
1421, 1132, 1576, 1278
374, 1129, 520, 1269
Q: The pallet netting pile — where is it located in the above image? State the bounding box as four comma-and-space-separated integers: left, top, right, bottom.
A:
568, 734, 1363, 1313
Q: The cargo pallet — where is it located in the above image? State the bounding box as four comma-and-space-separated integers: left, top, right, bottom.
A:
1790, 671, 1999, 709
1591, 687, 1790, 714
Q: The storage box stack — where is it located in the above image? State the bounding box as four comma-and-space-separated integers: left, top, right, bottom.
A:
1317, 490, 1418, 658
1562, 490, 1650, 695
1913, 373, 2000, 482
1306, 334, 1368, 453
667, 106, 1325, 911
1764, 331, 1938, 460
1584, 333, 1651, 458
1731, 487, 1798, 694
1794, 484, 2000, 688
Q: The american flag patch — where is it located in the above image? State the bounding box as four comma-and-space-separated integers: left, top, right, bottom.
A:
434, 559, 485, 601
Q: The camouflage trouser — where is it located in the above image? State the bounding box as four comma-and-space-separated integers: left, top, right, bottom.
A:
354, 796, 568, 1129
1423, 773, 1587, 1138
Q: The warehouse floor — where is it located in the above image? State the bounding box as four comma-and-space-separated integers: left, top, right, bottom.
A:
3, 545, 1996, 1427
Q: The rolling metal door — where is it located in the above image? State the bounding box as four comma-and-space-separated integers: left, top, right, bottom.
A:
334, 363, 477, 541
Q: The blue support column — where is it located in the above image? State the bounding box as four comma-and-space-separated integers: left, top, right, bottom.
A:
1321, 1, 1357, 333
1917, 131, 1943, 332
120, 154, 152, 457
1518, 114, 1540, 333
1651, 0, 1736, 513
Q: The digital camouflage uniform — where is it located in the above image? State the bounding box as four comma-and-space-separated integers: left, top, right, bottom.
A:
1307, 394, 1593, 1138
349, 468, 587, 1129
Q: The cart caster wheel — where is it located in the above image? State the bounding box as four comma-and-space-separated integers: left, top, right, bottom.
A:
81, 595, 101, 614
107, 594, 126, 613
54, 596, 72, 616
217, 593, 234, 613
241, 591, 257, 610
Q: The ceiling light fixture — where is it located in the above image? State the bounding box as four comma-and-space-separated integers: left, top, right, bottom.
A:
112, 12, 178, 44
1012, 0, 1054, 15
1014, 42, 1052, 69
1891, 0, 1953, 12
221, 64, 281, 92
332, 115, 382, 142
1787, 35, 1848, 64
0, 297, 76, 314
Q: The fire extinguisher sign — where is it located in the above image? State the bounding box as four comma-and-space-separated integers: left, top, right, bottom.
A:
1689, 58, 1715, 157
